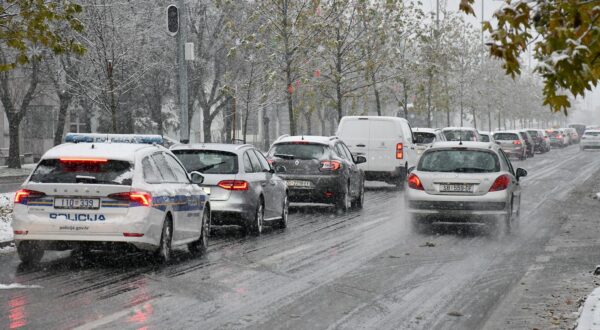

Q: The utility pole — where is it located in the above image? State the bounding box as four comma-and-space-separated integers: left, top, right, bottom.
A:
177, 0, 189, 143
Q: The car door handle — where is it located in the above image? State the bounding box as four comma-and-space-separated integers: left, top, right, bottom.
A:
356, 144, 366, 147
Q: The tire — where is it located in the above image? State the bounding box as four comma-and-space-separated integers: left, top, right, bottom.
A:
275, 195, 289, 229
336, 183, 351, 212
156, 216, 173, 264
519, 152, 526, 161
503, 202, 513, 235
411, 215, 431, 234
351, 181, 365, 209
249, 201, 264, 235
188, 207, 209, 256
16, 241, 44, 265
394, 168, 407, 190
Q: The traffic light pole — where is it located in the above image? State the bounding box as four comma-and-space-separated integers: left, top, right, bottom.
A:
177, 0, 189, 143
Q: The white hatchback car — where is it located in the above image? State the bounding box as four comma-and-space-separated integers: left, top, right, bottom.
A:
580, 129, 600, 150
12, 134, 210, 264
406, 141, 527, 233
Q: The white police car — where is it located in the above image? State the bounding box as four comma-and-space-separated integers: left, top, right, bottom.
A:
12, 133, 210, 264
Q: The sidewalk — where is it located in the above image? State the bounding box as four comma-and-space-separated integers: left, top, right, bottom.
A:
0, 193, 13, 248
0, 164, 35, 183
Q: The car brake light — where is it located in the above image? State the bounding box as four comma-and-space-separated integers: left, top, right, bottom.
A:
14, 189, 46, 204
512, 140, 521, 145
218, 180, 249, 191
13, 230, 28, 235
396, 143, 403, 159
557, 134, 562, 138
320, 160, 341, 171
407, 173, 424, 190
123, 233, 144, 237
59, 157, 108, 163
108, 191, 152, 206
489, 175, 510, 192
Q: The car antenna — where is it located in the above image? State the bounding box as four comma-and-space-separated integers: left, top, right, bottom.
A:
459, 133, 463, 146
302, 135, 304, 141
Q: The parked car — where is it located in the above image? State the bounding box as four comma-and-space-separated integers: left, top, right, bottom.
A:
267, 135, 365, 211
517, 130, 535, 158
580, 129, 600, 150
441, 127, 481, 142
413, 128, 446, 159
12, 133, 211, 264
493, 131, 527, 160
526, 129, 550, 153
336, 116, 417, 188
478, 131, 495, 144
406, 141, 527, 234
547, 129, 569, 147
172, 143, 288, 235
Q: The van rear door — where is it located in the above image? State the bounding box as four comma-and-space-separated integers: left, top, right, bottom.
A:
368, 119, 403, 172
337, 118, 371, 171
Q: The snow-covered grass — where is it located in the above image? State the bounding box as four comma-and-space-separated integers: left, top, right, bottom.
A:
0, 193, 14, 243
0, 163, 35, 178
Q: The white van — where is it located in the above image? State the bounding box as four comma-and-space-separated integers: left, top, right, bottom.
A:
336, 116, 417, 188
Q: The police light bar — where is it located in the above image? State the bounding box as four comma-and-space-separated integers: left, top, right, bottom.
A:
64, 133, 164, 145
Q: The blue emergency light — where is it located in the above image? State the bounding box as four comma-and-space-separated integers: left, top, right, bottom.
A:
65, 133, 164, 145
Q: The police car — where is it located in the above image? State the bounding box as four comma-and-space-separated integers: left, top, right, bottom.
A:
12, 133, 210, 264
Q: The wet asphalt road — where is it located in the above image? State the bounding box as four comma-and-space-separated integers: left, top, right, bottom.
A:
0, 145, 598, 330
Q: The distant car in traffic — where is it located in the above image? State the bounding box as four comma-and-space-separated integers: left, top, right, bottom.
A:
441, 127, 481, 142
517, 130, 535, 158
413, 128, 446, 158
569, 123, 587, 138
580, 129, 600, 150
171, 143, 289, 235
563, 127, 580, 144
12, 133, 211, 265
267, 135, 365, 211
406, 141, 527, 234
547, 129, 569, 147
526, 129, 550, 153
493, 131, 527, 160
478, 131, 495, 144
336, 116, 417, 188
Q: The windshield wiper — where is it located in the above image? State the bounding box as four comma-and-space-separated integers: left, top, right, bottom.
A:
195, 161, 226, 172
275, 153, 295, 160
451, 167, 488, 173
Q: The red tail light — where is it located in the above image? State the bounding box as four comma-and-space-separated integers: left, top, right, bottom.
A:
14, 189, 46, 204
489, 175, 510, 192
108, 191, 152, 206
218, 180, 249, 191
320, 160, 341, 171
557, 134, 562, 138
60, 157, 108, 163
512, 140, 521, 145
123, 233, 144, 237
13, 230, 28, 235
407, 173, 424, 190
396, 143, 404, 159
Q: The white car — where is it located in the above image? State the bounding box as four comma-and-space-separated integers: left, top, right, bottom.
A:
580, 129, 600, 150
441, 127, 481, 142
478, 131, 496, 144
406, 141, 527, 233
413, 128, 447, 158
336, 116, 417, 188
12, 133, 210, 264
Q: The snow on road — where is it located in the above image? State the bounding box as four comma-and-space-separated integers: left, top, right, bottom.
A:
577, 287, 600, 330
0, 283, 42, 290
0, 192, 14, 244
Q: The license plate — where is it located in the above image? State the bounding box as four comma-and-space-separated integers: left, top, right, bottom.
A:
286, 180, 311, 187
54, 198, 100, 210
202, 187, 211, 194
440, 184, 473, 193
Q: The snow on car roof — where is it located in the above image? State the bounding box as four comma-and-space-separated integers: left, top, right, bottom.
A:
413, 127, 440, 133
171, 143, 253, 152
442, 127, 478, 131
42, 143, 158, 162
275, 135, 335, 145
430, 141, 498, 150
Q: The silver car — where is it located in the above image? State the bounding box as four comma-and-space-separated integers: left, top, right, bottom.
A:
171, 144, 288, 235
406, 141, 527, 233
478, 131, 496, 144
413, 128, 447, 158
493, 130, 527, 160
580, 129, 600, 150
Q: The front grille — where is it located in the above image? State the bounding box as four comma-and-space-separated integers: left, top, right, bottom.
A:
409, 201, 506, 211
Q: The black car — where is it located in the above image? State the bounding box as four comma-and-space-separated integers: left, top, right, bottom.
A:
267, 135, 366, 211
526, 129, 550, 153
518, 130, 535, 158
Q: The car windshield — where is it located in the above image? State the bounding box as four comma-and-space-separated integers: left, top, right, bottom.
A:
414, 132, 437, 144
480, 134, 490, 142
493, 133, 519, 140
269, 143, 327, 160
585, 131, 600, 136
418, 149, 500, 173
29, 159, 133, 185
443, 130, 477, 141
172, 150, 238, 174
527, 130, 539, 137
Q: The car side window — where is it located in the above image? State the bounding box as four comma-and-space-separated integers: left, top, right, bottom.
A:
499, 149, 515, 176
152, 153, 177, 183
243, 152, 253, 173
252, 149, 271, 172
406, 123, 414, 144
340, 143, 354, 161
164, 153, 190, 183
142, 156, 161, 183
247, 150, 263, 173
334, 143, 348, 160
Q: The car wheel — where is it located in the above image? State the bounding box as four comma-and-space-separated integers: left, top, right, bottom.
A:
156, 216, 173, 264
336, 184, 351, 212
17, 241, 44, 265
520, 152, 526, 161
394, 168, 407, 190
411, 215, 431, 234
351, 181, 365, 209
188, 207, 209, 256
249, 202, 264, 235
274, 195, 289, 229
503, 202, 513, 235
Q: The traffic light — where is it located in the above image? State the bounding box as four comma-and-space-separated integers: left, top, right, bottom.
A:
167, 5, 179, 36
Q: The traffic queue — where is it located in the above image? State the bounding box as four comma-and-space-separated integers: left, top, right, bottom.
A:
10, 119, 588, 265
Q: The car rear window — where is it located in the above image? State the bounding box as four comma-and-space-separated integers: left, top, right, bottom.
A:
443, 130, 477, 141
269, 143, 328, 160
418, 149, 500, 173
414, 132, 436, 144
584, 131, 600, 136
527, 130, 539, 137
480, 134, 490, 142
493, 133, 519, 140
172, 150, 238, 174
30, 159, 133, 185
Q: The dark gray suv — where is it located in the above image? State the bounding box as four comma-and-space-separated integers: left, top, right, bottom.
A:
267, 135, 366, 211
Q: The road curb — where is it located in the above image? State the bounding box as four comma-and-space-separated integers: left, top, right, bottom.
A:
576, 287, 600, 330
0, 240, 14, 249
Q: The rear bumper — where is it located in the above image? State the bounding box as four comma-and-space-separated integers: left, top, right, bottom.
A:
278, 174, 344, 203
581, 141, 600, 148
365, 166, 405, 182
210, 199, 255, 225
406, 189, 510, 219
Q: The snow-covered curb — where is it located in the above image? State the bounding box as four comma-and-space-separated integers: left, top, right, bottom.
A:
0, 283, 42, 289
576, 287, 600, 330
0, 192, 14, 244
0, 163, 35, 178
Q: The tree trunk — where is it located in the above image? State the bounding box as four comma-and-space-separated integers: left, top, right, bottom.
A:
372, 72, 381, 116
202, 105, 213, 142
488, 109, 492, 131
472, 107, 477, 129
263, 112, 270, 151
7, 119, 20, 169
53, 94, 71, 146
305, 111, 312, 135
426, 72, 433, 128
403, 80, 409, 119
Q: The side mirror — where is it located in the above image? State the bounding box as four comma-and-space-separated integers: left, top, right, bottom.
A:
190, 171, 204, 185
495, 141, 502, 145
266, 167, 275, 174
407, 166, 416, 174
516, 168, 528, 181
354, 155, 367, 164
